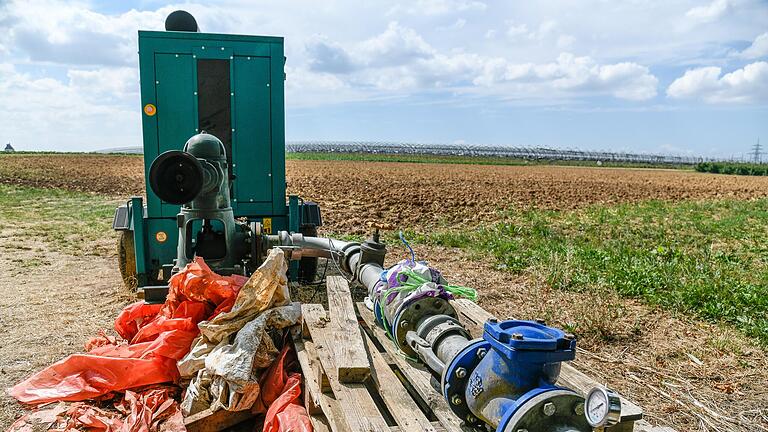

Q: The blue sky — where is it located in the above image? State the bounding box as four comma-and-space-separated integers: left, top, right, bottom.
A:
0, 0, 766, 157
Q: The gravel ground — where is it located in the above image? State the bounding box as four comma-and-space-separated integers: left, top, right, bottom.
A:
0, 223, 132, 428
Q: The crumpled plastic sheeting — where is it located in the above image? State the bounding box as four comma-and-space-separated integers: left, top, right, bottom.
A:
9, 257, 245, 405
199, 248, 290, 343
178, 248, 290, 378
256, 346, 311, 432
6, 387, 184, 432
5, 402, 70, 432
203, 303, 301, 412
178, 369, 213, 418
115, 387, 185, 432
179, 249, 301, 415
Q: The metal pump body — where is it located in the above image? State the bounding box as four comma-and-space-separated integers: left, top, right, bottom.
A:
149, 133, 251, 274
112, 10, 321, 286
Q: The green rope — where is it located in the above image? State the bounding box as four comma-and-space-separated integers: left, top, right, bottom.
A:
396, 267, 478, 301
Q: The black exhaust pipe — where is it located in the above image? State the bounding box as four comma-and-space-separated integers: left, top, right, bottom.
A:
165, 10, 199, 32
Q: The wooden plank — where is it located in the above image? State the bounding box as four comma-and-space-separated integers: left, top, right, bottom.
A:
293, 336, 323, 415
300, 305, 352, 432
310, 416, 332, 432
362, 330, 437, 432
391, 422, 446, 432
308, 352, 352, 432
303, 303, 389, 432
183, 407, 253, 432
357, 303, 468, 432
450, 299, 646, 423
326, 276, 371, 382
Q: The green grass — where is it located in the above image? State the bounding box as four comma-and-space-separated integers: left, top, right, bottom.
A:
403, 199, 768, 344
0, 184, 120, 257
287, 152, 694, 169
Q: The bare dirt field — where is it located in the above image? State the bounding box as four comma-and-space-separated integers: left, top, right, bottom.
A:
3, 154, 768, 234
0, 227, 133, 426
1, 154, 767, 431
289, 160, 768, 234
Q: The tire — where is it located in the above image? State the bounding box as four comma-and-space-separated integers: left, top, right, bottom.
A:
117, 231, 138, 291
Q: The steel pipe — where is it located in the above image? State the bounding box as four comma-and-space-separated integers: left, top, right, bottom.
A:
265, 231, 605, 432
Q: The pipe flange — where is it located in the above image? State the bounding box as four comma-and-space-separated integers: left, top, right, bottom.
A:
372, 298, 388, 329
441, 338, 489, 428
393, 297, 456, 357
498, 388, 591, 432
424, 320, 469, 348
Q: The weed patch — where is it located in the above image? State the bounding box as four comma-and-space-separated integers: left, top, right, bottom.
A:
407, 200, 768, 344
0, 184, 120, 257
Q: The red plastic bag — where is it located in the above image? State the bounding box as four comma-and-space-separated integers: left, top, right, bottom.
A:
115, 387, 185, 432
262, 374, 310, 432
6, 387, 185, 432
10, 258, 245, 405
255, 345, 312, 432
114, 302, 164, 341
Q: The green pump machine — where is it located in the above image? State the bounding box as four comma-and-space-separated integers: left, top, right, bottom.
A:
113, 11, 321, 293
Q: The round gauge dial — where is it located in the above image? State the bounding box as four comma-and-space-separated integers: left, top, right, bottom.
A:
584, 387, 622, 427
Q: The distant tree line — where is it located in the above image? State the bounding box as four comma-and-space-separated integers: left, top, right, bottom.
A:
696, 162, 768, 175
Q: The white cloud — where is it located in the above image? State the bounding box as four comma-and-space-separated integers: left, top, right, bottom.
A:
686, 0, 731, 23
506, 20, 559, 41
306, 37, 356, 73
557, 34, 576, 49
0, 63, 139, 150
467, 53, 660, 101
304, 24, 658, 101
357, 22, 435, 66
1, 1, 164, 66
440, 18, 466, 30
307, 22, 435, 73
531, 20, 558, 40
389, 0, 487, 16
506, 23, 529, 38
284, 66, 368, 107
596, 62, 659, 100
667, 62, 768, 103
0, 1, 242, 66
739, 32, 768, 59
67, 67, 138, 101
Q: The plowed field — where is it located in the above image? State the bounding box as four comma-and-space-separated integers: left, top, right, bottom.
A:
3, 154, 768, 233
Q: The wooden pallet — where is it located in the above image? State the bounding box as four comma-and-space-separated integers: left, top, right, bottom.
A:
295, 279, 677, 432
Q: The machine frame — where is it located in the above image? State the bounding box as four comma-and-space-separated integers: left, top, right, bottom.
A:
113, 27, 318, 287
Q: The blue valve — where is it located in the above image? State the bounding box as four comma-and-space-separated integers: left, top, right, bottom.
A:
443, 319, 590, 431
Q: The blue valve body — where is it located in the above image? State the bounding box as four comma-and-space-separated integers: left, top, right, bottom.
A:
443, 319, 577, 430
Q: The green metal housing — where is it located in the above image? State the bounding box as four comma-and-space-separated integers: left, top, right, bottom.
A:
114, 28, 306, 286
